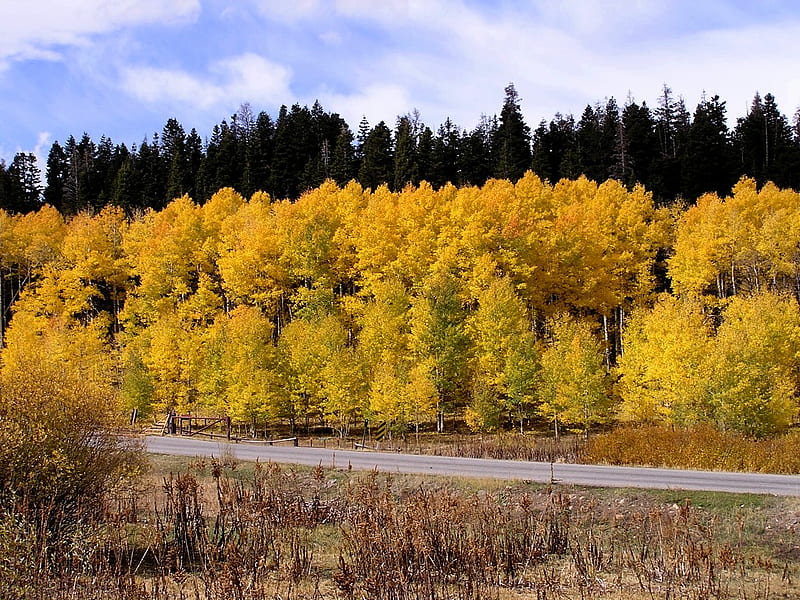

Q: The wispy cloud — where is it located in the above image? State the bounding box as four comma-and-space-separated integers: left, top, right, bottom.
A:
33, 131, 52, 165
121, 53, 292, 112
251, 0, 322, 22
0, 131, 51, 168
319, 83, 414, 128
301, 0, 800, 128
0, 0, 200, 70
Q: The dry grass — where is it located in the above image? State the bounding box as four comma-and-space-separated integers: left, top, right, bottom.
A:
585, 425, 800, 473
4, 454, 800, 599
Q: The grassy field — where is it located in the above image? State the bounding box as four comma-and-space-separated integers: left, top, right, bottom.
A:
6, 450, 799, 600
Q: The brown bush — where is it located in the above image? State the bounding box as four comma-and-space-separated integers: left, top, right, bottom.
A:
2, 458, 792, 599
585, 425, 800, 473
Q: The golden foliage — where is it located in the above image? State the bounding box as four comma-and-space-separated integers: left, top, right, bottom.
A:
6, 176, 800, 437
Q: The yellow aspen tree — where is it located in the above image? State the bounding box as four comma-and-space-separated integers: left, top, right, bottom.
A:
139, 314, 200, 414
408, 269, 470, 426
616, 295, 713, 425
122, 195, 222, 327
466, 276, 539, 432
0, 312, 133, 528
402, 361, 439, 433
725, 177, 771, 294
218, 194, 290, 319
368, 362, 405, 429
320, 343, 367, 437
12, 205, 65, 281
539, 314, 609, 439
357, 278, 411, 379
751, 183, 800, 294
354, 184, 402, 293
393, 182, 453, 288
46, 206, 130, 328
445, 179, 519, 294
198, 306, 282, 426
62, 207, 128, 290
1, 311, 115, 395
282, 181, 354, 290
199, 187, 245, 270
669, 192, 731, 299
0, 209, 19, 341
277, 313, 356, 432
709, 291, 800, 437
502, 173, 556, 313
119, 338, 155, 417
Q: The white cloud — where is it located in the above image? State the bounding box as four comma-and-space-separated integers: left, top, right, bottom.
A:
533, 0, 666, 38
334, 0, 413, 23
311, 1, 591, 127
0, 131, 52, 173
121, 66, 219, 109
609, 21, 800, 117
323, 0, 800, 128
319, 83, 414, 129
319, 30, 343, 46
213, 54, 293, 106
0, 0, 199, 69
121, 53, 292, 112
252, 0, 322, 22
254, 0, 414, 24
33, 131, 52, 165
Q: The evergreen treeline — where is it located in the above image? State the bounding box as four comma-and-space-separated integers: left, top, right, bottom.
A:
3, 84, 800, 214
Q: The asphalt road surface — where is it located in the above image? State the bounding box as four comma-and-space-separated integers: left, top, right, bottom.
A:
144, 435, 800, 496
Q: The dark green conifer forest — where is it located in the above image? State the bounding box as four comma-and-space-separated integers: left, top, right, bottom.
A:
3, 84, 799, 215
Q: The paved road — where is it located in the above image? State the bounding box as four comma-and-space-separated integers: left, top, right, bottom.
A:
144, 435, 800, 496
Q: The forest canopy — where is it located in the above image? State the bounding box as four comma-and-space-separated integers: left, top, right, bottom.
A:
2, 173, 800, 438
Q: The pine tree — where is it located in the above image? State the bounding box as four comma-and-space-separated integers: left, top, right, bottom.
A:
601, 98, 621, 180
416, 126, 434, 184
300, 101, 348, 192
358, 121, 393, 190
0, 160, 10, 211
44, 141, 69, 211
493, 83, 531, 181
6, 153, 42, 213
355, 116, 371, 163
214, 119, 244, 193
683, 94, 735, 199
734, 92, 798, 188
430, 118, 460, 187
111, 156, 137, 216
393, 115, 419, 190
577, 104, 604, 182
248, 112, 274, 195
62, 133, 98, 214
620, 100, 658, 196
329, 124, 356, 186
652, 85, 690, 201
531, 114, 578, 182
135, 135, 166, 210
162, 118, 188, 203
459, 115, 495, 186
185, 128, 204, 200
270, 104, 314, 199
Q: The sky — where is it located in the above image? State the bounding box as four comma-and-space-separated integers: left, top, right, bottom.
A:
1, 0, 800, 167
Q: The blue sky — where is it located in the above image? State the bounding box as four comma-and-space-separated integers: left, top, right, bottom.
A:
2, 0, 800, 166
